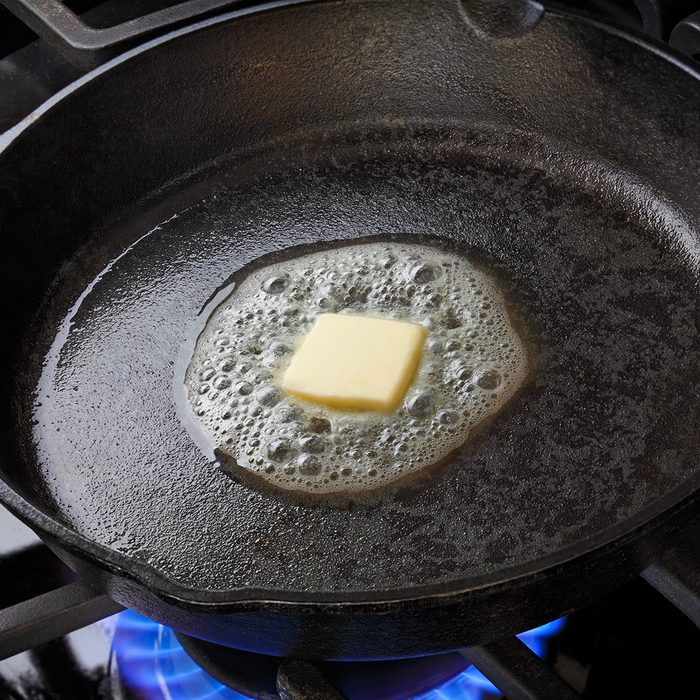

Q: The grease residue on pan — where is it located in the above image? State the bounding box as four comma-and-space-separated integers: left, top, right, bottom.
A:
23, 128, 700, 594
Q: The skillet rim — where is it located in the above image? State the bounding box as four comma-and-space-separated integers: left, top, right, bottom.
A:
0, 0, 698, 611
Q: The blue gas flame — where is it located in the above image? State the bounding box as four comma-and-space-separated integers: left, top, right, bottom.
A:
413, 618, 566, 700
113, 610, 565, 699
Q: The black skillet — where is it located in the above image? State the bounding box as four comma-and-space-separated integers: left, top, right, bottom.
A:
0, 0, 699, 660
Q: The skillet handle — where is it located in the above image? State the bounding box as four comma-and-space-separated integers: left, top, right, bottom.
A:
0, 0, 246, 70
670, 9, 700, 59
632, 0, 697, 41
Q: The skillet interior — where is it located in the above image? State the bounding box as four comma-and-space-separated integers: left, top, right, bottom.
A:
0, 0, 699, 608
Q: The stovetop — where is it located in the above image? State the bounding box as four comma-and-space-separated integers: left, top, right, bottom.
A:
0, 1, 699, 698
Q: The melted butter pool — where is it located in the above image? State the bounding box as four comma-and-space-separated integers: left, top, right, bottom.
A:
185, 242, 528, 494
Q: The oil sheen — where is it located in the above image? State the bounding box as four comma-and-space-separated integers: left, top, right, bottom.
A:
185, 242, 527, 494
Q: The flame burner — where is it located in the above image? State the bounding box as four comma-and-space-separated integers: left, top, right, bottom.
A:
111, 610, 564, 699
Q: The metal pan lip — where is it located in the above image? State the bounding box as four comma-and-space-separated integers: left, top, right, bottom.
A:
1, 0, 699, 157
1, 473, 699, 610
0, 0, 699, 610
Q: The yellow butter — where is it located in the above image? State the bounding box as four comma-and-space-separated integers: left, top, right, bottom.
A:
281, 313, 426, 412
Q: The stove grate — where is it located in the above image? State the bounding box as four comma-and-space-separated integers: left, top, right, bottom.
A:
1, 546, 698, 699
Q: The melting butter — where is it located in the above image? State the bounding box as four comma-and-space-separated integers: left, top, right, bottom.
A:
185, 241, 527, 494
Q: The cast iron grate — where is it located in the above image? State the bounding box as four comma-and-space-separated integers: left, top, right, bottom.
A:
0, 539, 698, 699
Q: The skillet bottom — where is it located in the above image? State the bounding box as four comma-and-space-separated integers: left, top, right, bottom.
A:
13, 124, 700, 599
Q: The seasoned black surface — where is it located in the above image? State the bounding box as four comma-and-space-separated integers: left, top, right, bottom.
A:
13, 126, 700, 594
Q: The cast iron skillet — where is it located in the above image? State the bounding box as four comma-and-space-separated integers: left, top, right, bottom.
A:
0, 0, 699, 660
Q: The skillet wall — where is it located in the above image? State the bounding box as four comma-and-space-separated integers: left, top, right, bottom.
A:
0, 0, 699, 658
1, 0, 699, 490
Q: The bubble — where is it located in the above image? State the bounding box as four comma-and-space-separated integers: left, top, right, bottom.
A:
269, 341, 291, 357
441, 308, 462, 329
246, 341, 263, 355
250, 369, 272, 384
185, 241, 527, 494
299, 435, 325, 453
456, 366, 473, 382
476, 369, 502, 390
276, 405, 300, 423
406, 390, 434, 419
308, 416, 331, 433
262, 274, 289, 294
255, 385, 280, 407
298, 454, 321, 476
437, 410, 458, 425
320, 282, 342, 300
393, 442, 407, 456
427, 338, 443, 353
235, 381, 253, 395
410, 262, 441, 284
266, 438, 290, 461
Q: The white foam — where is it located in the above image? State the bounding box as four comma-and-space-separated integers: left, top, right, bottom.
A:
185, 242, 527, 494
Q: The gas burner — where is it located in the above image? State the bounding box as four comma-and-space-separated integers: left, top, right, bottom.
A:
111, 610, 564, 699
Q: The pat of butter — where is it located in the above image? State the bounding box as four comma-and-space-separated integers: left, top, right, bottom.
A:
281, 313, 426, 412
